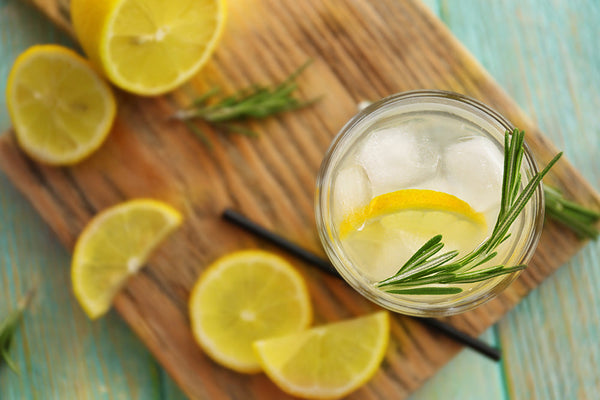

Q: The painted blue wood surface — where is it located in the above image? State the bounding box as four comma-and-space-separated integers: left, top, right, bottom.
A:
0, 0, 598, 399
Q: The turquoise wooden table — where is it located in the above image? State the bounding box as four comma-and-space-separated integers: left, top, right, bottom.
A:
1, 0, 598, 398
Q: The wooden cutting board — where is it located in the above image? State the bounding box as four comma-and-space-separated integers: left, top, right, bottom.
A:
1, 0, 598, 398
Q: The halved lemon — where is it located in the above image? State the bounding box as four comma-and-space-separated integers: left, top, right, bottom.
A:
254, 311, 390, 399
72, 199, 182, 319
71, 0, 227, 95
189, 250, 312, 373
339, 189, 487, 238
6, 44, 116, 165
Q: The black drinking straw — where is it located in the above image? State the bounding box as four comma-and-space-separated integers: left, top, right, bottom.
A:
222, 209, 501, 362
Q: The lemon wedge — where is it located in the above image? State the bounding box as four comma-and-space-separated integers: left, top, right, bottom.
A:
254, 311, 390, 399
6, 44, 116, 165
71, 0, 227, 95
72, 199, 182, 319
189, 250, 312, 373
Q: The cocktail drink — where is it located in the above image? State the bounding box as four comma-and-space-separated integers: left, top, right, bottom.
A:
315, 91, 545, 316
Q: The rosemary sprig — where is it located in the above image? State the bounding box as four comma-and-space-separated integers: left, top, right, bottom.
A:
174, 60, 318, 141
544, 184, 600, 239
377, 129, 562, 295
1, 292, 32, 373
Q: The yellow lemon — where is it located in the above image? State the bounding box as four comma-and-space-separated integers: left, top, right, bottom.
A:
339, 189, 487, 238
71, 0, 227, 95
72, 199, 182, 319
189, 250, 312, 374
254, 311, 390, 399
6, 44, 116, 165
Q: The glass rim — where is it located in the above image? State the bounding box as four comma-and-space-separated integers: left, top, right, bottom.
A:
315, 89, 545, 317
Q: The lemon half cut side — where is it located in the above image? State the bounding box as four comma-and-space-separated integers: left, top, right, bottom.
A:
71, 0, 227, 95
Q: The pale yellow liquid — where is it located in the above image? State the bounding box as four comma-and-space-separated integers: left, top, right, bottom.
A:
341, 208, 489, 282
334, 129, 519, 290
322, 98, 538, 312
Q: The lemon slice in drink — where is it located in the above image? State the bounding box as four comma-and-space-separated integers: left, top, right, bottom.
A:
71, 0, 227, 95
254, 311, 390, 399
72, 199, 182, 319
339, 189, 486, 237
6, 45, 116, 165
339, 189, 488, 281
189, 250, 312, 373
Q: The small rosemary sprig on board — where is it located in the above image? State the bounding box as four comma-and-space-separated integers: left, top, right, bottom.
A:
1, 292, 32, 373
377, 129, 563, 295
173, 61, 317, 143
544, 185, 600, 239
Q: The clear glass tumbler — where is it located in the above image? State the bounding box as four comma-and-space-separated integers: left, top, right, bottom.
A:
315, 90, 544, 317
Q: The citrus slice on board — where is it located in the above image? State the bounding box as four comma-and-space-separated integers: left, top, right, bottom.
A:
189, 250, 312, 373
254, 311, 390, 399
72, 199, 182, 319
71, 0, 227, 95
5, 44, 116, 165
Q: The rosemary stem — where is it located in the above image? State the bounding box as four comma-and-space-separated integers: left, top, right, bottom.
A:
544, 185, 600, 239
377, 130, 562, 295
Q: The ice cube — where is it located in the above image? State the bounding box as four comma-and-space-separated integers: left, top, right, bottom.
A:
343, 230, 410, 281
411, 176, 451, 194
442, 136, 504, 212
333, 165, 371, 225
358, 127, 440, 196
368, 236, 411, 281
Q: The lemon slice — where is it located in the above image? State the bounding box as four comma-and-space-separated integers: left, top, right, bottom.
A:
6, 44, 116, 165
339, 189, 486, 237
71, 0, 227, 95
72, 199, 182, 319
189, 250, 312, 373
254, 311, 390, 399
339, 189, 488, 281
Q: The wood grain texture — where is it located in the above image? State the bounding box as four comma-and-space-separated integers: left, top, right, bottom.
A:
0, 0, 598, 399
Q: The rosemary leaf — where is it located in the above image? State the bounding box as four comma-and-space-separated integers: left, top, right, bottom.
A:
386, 287, 463, 295
1, 293, 32, 373
175, 60, 317, 142
395, 235, 444, 275
439, 265, 526, 284
378, 249, 459, 287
